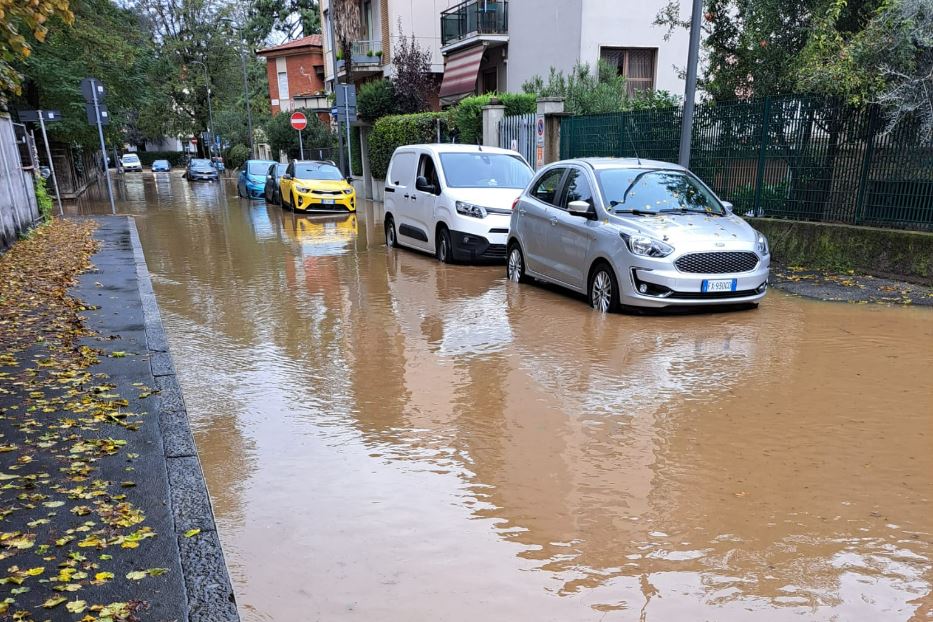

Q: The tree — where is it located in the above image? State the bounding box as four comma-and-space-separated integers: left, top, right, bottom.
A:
245, 0, 320, 46
0, 0, 73, 105
876, 0, 933, 138
392, 24, 434, 114
357, 79, 397, 122
17, 0, 160, 147
522, 61, 679, 115
265, 108, 334, 159
331, 0, 361, 81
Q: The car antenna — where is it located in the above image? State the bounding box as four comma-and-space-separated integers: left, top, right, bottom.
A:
627, 119, 642, 166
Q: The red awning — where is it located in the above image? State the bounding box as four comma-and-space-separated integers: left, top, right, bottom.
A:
439, 46, 485, 105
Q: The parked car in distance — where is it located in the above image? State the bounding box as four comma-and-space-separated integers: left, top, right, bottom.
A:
280, 160, 355, 213
238, 159, 277, 198
121, 153, 143, 172
264, 163, 288, 204
151, 159, 171, 172
506, 158, 770, 312
185, 158, 219, 182
383, 144, 533, 263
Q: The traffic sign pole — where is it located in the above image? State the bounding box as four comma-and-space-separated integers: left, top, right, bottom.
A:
290, 112, 308, 160
37, 111, 63, 216
298, 129, 304, 160
90, 79, 115, 214
343, 85, 352, 176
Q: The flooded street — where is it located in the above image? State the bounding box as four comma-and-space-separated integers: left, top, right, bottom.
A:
72, 173, 932, 621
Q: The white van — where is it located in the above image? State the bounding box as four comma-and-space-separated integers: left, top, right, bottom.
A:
383, 144, 533, 262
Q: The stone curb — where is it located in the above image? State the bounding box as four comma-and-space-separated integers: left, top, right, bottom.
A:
127, 218, 240, 622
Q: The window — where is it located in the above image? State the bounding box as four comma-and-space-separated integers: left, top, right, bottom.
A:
417, 154, 440, 194
277, 71, 290, 100
482, 69, 497, 94
600, 47, 657, 96
561, 169, 595, 209
438, 153, 533, 189
388, 152, 416, 186
597, 169, 725, 215
530, 168, 566, 205
294, 162, 343, 180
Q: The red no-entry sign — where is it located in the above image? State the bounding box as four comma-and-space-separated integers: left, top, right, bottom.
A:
290, 112, 308, 131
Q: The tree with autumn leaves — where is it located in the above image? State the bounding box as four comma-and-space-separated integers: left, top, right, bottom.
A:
0, 0, 73, 105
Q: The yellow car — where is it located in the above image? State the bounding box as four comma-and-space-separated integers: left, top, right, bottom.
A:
280, 160, 356, 212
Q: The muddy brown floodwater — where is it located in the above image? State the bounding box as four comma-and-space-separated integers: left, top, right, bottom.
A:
71, 174, 933, 621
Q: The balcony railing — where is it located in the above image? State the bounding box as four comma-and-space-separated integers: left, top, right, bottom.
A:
350, 39, 382, 60
441, 0, 508, 47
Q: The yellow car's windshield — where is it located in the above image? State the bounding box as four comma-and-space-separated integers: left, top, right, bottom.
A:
295, 163, 343, 181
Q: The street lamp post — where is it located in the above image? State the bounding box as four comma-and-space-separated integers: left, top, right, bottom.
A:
221, 18, 254, 158
191, 60, 215, 157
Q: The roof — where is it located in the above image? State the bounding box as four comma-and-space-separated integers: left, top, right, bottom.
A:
573, 157, 686, 171
256, 34, 323, 56
397, 144, 521, 156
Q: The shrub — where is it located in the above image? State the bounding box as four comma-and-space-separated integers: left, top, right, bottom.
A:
358, 79, 398, 122
448, 92, 537, 144
137, 151, 187, 167
225, 144, 250, 170
264, 108, 335, 160
369, 112, 449, 179
34, 174, 53, 222
522, 61, 681, 115
350, 125, 362, 175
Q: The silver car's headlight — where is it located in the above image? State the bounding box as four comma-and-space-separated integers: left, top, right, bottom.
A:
620, 232, 674, 257
756, 231, 769, 256
455, 201, 487, 219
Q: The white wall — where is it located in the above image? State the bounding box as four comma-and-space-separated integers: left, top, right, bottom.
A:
386, 0, 461, 74
579, 0, 691, 95
506, 0, 583, 92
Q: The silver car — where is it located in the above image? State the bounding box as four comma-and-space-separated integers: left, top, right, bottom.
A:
506, 158, 770, 311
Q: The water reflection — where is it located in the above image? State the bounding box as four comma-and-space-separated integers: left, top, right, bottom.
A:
69, 175, 933, 621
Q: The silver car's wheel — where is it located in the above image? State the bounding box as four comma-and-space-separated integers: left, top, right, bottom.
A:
589, 265, 620, 313
506, 245, 528, 283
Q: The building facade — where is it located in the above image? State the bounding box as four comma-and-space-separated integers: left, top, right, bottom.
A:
256, 35, 330, 119
438, 0, 692, 104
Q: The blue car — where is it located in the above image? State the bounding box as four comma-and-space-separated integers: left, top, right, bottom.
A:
237, 159, 277, 199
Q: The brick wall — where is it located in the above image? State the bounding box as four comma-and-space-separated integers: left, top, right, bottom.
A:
265, 50, 326, 115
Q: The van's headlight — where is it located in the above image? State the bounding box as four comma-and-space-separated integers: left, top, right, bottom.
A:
295, 185, 311, 193
756, 231, 769, 256
455, 201, 487, 219
620, 232, 674, 257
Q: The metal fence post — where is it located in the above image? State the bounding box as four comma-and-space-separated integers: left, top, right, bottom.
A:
752, 97, 771, 217
854, 105, 878, 225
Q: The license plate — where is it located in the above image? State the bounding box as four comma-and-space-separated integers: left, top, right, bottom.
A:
702, 279, 737, 293
321, 199, 335, 205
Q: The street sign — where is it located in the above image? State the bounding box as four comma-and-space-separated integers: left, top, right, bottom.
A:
86, 103, 110, 126
80, 78, 106, 103
331, 106, 358, 123
18, 110, 62, 123
335, 84, 357, 108
290, 112, 308, 131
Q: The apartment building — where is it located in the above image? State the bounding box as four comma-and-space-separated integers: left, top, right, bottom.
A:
319, 0, 463, 94
438, 0, 693, 104
256, 35, 330, 119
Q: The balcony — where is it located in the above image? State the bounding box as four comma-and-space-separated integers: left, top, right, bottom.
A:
441, 0, 508, 50
335, 39, 383, 74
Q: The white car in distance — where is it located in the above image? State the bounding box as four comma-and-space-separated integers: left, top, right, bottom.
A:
383, 144, 533, 263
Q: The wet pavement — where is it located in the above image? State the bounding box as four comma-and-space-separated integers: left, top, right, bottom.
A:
69, 172, 933, 621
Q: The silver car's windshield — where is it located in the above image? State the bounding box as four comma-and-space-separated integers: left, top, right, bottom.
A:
439, 153, 532, 189
190, 159, 211, 167
599, 169, 725, 216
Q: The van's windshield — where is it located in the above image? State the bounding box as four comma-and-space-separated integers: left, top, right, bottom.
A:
439, 153, 532, 189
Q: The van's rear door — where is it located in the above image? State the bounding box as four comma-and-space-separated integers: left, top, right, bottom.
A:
385, 150, 419, 244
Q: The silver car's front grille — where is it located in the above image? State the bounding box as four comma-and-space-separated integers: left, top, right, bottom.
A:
675, 251, 759, 274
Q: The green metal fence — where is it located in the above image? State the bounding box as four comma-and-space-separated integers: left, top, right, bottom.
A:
560, 96, 933, 230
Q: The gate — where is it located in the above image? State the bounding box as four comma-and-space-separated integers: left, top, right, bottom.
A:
499, 113, 535, 165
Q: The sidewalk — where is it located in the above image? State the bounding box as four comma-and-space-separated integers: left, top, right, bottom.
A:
0, 217, 238, 621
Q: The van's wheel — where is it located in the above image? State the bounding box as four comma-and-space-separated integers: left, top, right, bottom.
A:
506, 243, 530, 283
436, 227, 454, 264
385, 216, 397, 248
588, 262, 621, 313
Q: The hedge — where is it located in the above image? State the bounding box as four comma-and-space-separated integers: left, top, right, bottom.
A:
369, 112, 449, 180
448, 92, 537, 145
136, 151, 186, 166
350, 125, 362, 176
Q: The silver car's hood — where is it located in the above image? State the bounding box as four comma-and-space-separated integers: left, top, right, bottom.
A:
609, 212, 758, 248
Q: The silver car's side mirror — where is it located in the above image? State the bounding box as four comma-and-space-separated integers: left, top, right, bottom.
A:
721, 200, 734, 214
567, 200, 592, 216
